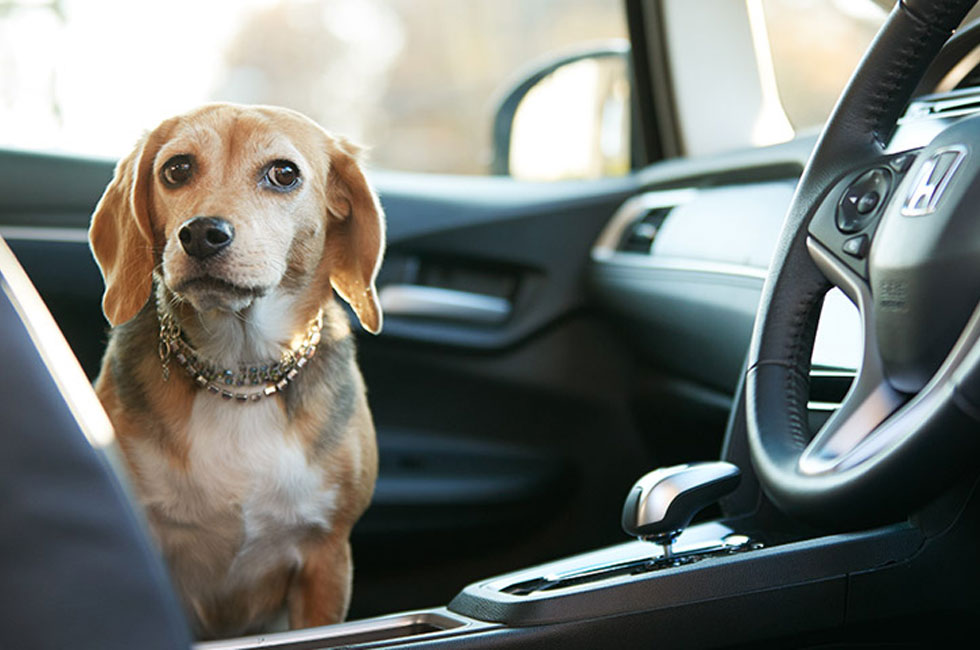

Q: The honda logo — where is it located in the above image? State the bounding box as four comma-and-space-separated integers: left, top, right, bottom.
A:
901, 146, 966, 216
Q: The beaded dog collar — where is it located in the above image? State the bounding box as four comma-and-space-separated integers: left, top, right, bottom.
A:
157, 300, 324, 404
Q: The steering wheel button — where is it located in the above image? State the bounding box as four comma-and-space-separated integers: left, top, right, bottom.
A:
842, 234, 869, 259
888, 152, 916, 173
856, 191, 880, 214
837, 167, 891, 233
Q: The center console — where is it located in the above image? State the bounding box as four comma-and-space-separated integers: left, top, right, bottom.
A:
195, 452, 979, 649
198, 516, 931, 649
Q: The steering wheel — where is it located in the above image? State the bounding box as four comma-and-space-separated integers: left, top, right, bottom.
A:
746, 0, 980, 527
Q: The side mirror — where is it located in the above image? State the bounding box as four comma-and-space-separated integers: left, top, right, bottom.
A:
491, 40, 631, 181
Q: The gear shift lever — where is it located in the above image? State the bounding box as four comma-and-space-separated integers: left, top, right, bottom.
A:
621, 461, 741, 557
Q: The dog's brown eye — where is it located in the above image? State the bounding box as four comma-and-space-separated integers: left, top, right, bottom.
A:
266, 160, 300, 190
161, 155, 194, 187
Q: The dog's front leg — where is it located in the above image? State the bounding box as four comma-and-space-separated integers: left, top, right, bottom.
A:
288, 532, 354, 629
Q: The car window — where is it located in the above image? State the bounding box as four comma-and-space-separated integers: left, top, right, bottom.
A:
659, 0, 889, 158
0, 0, 628, 180
762, 0, 889, 134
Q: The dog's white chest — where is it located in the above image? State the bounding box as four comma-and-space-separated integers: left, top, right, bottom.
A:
144, 395, 338, 588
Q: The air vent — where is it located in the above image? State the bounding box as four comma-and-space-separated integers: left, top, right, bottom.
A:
591, 188, 695, 263
892, 88, 980, 151
617, 206, 673, 253
902, 88, 980, 122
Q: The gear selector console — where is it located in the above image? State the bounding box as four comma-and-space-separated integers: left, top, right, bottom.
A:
621, 461, 742, 556
488, 461, 755, 599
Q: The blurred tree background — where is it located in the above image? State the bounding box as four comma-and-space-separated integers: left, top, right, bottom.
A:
217, 0, 628, 174
0, 0, 628, 173
0, 0, 890, 174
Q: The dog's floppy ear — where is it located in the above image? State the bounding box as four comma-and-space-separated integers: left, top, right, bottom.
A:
88, 129, 163, 327
323, 137, 385, 334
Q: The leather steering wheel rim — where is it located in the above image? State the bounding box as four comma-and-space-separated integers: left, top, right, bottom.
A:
745, 0, 980, 527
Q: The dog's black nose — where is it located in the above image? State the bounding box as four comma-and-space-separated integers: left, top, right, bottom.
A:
178, 217, 234, 260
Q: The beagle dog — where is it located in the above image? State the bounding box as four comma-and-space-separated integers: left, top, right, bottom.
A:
88, 103, 382, 638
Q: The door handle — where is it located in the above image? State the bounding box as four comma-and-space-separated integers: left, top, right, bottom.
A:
378, 285, 511, 325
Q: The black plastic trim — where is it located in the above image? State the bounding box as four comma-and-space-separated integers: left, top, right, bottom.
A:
448, 522, 922, 627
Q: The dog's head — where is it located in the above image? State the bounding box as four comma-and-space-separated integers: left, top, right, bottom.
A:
88, 103, 384, 333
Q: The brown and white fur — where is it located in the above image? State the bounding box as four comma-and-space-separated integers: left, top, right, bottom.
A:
88, 103, 382, 639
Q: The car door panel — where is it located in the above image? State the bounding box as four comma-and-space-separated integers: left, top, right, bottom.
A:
352, 173, 655, 615
373, 172, 637, 349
